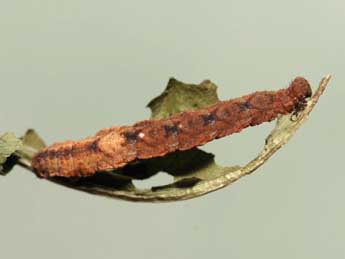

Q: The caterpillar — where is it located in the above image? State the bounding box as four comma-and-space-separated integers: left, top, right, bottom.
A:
32, 77, 312, 178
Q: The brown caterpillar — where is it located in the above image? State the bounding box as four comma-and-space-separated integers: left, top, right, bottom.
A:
32, 77, 312, 178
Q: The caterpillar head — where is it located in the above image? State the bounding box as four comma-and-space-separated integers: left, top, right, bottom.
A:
289, 77, 312, 101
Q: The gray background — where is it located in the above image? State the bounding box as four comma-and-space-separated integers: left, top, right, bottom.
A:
0, 1, 344, 258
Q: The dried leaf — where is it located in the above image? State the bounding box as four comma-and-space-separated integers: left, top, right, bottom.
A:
0, 132, 22, 174
18, 129, 46, 161
147, 78, 219, 119
21, 129, 46, 150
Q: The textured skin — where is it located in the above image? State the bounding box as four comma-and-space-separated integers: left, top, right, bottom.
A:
32, 77, 312, 178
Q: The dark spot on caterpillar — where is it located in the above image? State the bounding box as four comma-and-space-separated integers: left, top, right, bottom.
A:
34, 151, 51, 160
188, 119, 194, 127
86, 140, 99, 152
37, 150, 61, 159
57, 150, 71, 157
71, 146, 81, 155
201, 113, 216, 125
239, 102, 251, 111
38, 149, 70, 159
163, 124, 179, 136
123, 131, 138, 143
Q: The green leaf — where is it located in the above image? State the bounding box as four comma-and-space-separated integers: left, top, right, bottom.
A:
147, 78, 219, 119
0, 132, 22, 174
21, 129, 46, 150
17, 129, 46, 161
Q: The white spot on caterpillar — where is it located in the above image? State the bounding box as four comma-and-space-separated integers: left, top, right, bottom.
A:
168, 143, 178, 148
138, 132, 145, 138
